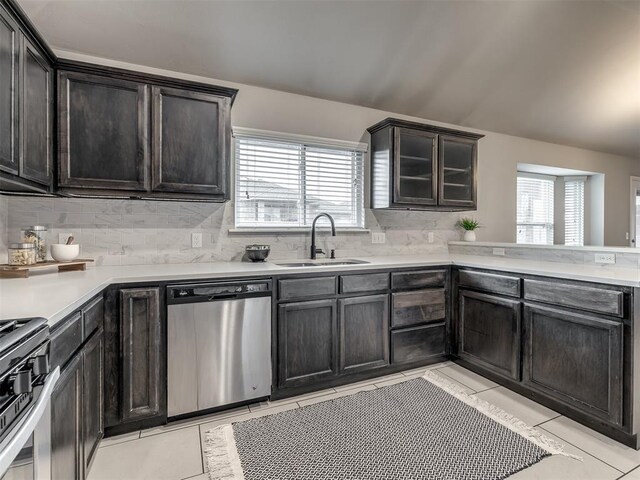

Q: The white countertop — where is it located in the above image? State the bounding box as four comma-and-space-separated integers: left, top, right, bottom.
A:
1, 253, 638, 327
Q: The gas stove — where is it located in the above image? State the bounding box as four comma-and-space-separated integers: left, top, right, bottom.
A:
0, 318, 49, 443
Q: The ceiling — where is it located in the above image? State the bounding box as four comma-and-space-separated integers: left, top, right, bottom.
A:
17, 0, 640, 158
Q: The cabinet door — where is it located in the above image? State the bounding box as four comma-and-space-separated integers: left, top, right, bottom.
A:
151, 86, 230, 196
51, 354, 82, 480
339, 294, 389, 374
120, 287, 162, 422
438, 135, 477, 208
58, 71, 149, 191
82, 328, 104, 473
278, 299, 337, 388
0, 4, 19, 175
20, 36, 52, 186
459, 290, 521, 380
393, 127, 437, 206
523, 304, 623, 425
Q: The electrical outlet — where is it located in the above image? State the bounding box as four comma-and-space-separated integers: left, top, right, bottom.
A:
371, 232, 386, 244
191, 232, 203, 248
595, 253, 616, 264
493, 248, 506, 256
59, 232, 73, 244
427, 232, 435, 244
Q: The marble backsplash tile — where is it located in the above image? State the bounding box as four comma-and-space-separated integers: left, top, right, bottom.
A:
4, 197, 461, 266
0, 196, 7, 264
448, 244, 640, 269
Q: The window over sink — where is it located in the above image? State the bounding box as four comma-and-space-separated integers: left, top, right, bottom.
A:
234, 128, 366, 229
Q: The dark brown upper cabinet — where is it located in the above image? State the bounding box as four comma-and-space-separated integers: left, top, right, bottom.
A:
368, 118, 483, 211
58, 71, 150, 192
0, 0, 54, 193
151, 86, 230, 197
57, 62, 236, 201
20, 37, 53, 185
0, 3, 19, 177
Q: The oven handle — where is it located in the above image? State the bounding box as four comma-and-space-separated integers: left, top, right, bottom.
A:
0, 367, 60, 477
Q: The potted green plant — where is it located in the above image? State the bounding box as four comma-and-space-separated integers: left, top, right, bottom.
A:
457, 217, 480, 242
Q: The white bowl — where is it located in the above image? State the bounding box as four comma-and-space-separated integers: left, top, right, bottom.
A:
50, 244, 80, 262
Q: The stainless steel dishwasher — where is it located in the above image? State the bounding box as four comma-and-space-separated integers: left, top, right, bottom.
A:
166, 279, 272, 417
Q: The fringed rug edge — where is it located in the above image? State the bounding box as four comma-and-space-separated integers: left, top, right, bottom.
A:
203, 424, 245, 480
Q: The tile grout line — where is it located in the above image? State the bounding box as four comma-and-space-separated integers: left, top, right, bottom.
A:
537, 425, 627, 475
198, 424, 205, 477
433, 369, 479, 394
534, 414, 562, 427
618, 464, 640, 480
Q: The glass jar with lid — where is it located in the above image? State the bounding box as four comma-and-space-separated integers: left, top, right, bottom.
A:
8, 243, 36, 266
21, 225, 47, 262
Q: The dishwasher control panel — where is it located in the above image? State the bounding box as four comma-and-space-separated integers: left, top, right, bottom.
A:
167, 280, 272, 303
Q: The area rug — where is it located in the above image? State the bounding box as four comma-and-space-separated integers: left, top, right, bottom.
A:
204, 370, 578, 480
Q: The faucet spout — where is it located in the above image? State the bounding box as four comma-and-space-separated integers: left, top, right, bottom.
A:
310, 213, 336, 259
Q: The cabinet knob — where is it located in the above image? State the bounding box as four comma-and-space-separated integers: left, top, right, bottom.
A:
30, 355, 50, 376
10, 370, 32, 395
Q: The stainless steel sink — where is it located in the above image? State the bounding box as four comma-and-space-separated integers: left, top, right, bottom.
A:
276, 259, 369, 267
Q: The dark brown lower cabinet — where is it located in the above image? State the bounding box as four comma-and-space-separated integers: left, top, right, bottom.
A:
523, 304, 623, 426
120, 287, 162, 422
82, 328, 104, 473
391, 323, 445, 364
339, 294, 389, 374
278, 299, 337, 388
51, 354, 82, 480
458, 289, 521, 381
51, 326, 105, 480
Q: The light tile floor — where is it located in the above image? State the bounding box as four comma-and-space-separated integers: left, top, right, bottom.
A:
87, 361, 638, 480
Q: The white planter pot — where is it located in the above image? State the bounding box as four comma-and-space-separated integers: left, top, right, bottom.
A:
463, 230, 477, 242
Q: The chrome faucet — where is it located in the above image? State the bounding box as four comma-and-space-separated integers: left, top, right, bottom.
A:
310, 213, 336, 259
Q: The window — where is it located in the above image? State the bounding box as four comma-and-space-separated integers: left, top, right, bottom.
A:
234, 129, 365, 228
564, 177, 585, 246
517, 173, 555, 245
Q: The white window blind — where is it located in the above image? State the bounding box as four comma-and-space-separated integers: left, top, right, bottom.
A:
234, 132, 365, 228
517, 174, 555, 245
564, 177, 585, 246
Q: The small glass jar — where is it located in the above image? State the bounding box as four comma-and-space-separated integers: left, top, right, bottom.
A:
21, 225, 48, 263
8, 243, 36, 266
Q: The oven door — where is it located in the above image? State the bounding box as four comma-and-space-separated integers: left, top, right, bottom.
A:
0, 368, 60, 480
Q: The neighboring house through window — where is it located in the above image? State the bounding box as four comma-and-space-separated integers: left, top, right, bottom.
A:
234, 129, 366, 229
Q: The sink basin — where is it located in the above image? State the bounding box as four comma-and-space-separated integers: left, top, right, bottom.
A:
276, 259, 370, 268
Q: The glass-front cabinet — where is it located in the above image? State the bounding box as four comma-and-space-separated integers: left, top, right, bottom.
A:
369, 118, 482, 211
438, 135, 477, 208
394, 128, 437, 205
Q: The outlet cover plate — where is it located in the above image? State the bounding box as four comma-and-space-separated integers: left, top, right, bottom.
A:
191, 232, 203, 248
371, 232, 386, 244
493, 248, 506, 256
427, 232, 435, 244
595, 253, 616, 264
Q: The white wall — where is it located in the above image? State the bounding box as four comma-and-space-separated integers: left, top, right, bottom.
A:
27, 50, 640, 246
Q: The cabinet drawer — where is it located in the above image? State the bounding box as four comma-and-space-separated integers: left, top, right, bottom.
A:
459, 270, 520, 298
279, 276, 336, 301
391, 269, 447, 290
524, 279, 624, 318
83, 296, 104, 340
391, 323, 445, 364
340, 273, 389, 294
50, 312, 83, 369
392, 289, 445, 328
